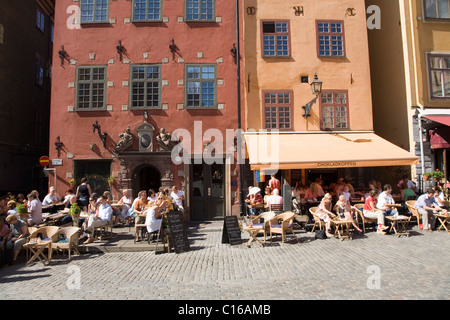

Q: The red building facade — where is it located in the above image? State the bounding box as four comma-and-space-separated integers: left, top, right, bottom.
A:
49, 0, 242, 220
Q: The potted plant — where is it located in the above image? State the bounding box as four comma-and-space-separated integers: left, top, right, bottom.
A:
432, 169, 444, 182
69, 203, 81, 226
16, 203, 28, 220
423, 172, 433, 181
69, 178, 75, 188
107, 176, 114, 186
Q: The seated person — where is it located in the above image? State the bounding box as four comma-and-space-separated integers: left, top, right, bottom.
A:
63, 189, 77, 209
115, 189, 133, 226
83, 195, 113, 244
26, 192, 42, 226
376, 184, 398, 216
5, 214, 29, 264
145, 194, 170, 235
292, 182, 308, 214
400, 182, 416, 202
415, 188, 447, 231
363, 190, 388, 235
250, 191, 264, 216
263, 187, 272, 207
42, 186, 61, 206
267, 188, 283, 212
334, 195, 362, 232
315, 193, 336, 238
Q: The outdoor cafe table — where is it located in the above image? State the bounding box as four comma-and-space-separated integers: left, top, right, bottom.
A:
385, 215, 410, 237
44, 211, 69, 225
434, 212, 450, 234
23, 239, 52, 266
243, 225, 264, 248
332, 219, 352, 241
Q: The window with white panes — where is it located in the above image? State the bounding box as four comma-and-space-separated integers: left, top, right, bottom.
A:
76, 66, 107, 110
130, 65, 161, 108
320, 91, 349, 130
317, 21, 345, 57
263, 91, 292, 130
81, 0, 109, 23
428, 54, 450, 99
186, 64, 216, 108
262, 21, 290, 57
424, 0, 450, 19
133, 0, 162, 21
185, 0, 215, 21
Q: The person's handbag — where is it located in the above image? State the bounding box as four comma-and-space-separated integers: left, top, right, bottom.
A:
315, 229, 327, 239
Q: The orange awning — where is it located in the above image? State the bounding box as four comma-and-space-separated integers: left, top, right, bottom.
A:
244, 132, 419, 171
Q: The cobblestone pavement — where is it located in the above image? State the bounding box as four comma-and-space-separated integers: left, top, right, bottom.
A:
0, 222, 449, 301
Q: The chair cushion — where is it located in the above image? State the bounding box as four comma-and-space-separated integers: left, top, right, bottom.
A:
270, 224, 292, 228
252, 223, 264, 227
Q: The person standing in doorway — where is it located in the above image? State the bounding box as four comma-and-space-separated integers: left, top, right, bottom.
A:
76, 177, 92, 211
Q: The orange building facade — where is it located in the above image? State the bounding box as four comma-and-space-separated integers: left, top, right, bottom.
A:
241, 0, 418, 194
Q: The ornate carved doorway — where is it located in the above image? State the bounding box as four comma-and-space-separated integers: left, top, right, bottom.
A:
132, 164, 161, 196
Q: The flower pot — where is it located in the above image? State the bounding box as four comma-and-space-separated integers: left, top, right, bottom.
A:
72, 216, 80, 227
423, 175, 430, 181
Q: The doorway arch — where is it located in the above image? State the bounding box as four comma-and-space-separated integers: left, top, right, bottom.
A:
132, 164, 161, 197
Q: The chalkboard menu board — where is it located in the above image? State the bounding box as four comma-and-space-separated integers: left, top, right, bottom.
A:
221, 216, 242, 245
166, 211, 190, 254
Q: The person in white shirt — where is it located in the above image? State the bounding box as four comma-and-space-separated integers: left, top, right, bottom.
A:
267, 188, 283, 212
62, 188, 77, 208
115, 189, 133, 226
397, 176, 416, 192
84, 195, 113, 244
376, 184, 398, 216
42, 186, 61, 206
170, 186, 185, 214
26, 192, 42, 226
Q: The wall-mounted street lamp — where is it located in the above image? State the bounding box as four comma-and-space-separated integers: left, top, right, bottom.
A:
302, 73, 323, 118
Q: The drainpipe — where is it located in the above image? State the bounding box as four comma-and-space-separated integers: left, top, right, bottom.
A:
236, 0, 245, 216
417, 111, 426, 193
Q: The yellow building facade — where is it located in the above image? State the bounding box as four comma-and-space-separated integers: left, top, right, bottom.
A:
367, 0, 450, 191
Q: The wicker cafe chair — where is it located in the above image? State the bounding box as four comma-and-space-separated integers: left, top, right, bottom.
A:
28, 226, 60, 242
353, 203, 378, 232
267, 211, 296, 245
405, 200, 420, 228
26, 226, 60, 261
309, 206, 324, 233
268, 203, 284, 214
51, 227, 81, 260
250, 211, 276, 243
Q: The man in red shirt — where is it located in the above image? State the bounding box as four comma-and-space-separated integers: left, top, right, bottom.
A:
268, 174, 281, 192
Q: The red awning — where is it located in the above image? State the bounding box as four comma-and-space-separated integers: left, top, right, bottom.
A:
424, 115, 450, 126
430, 126, 450, 149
